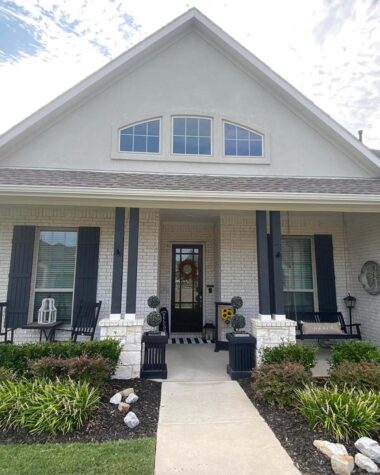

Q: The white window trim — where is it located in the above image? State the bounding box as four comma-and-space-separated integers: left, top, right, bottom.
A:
282, 235, 319, 313
223, 120, 264, 159
29, 227, 78, 324
118, 117, 161, 155
171, 115, 213, 157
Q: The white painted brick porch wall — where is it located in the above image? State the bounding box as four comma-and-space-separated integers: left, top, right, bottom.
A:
0, 205, 160, 342
0, 205, 115, 343
346, 213, 380, 346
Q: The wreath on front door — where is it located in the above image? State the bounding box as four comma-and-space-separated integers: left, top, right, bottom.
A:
179, 258, 197, 280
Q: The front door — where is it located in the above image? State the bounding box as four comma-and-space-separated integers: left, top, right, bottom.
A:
171, 244, 203, 332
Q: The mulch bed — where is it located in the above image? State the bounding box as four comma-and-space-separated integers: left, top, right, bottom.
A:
0, 379, 161, 445
239, 378, 369, 475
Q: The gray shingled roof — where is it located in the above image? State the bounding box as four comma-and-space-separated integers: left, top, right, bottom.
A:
0, 168, 380, 195
371, 149, 380, 159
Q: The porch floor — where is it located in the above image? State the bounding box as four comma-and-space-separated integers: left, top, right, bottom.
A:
165, 344, 229, 382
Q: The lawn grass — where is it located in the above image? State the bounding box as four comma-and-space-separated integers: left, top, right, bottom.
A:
0, 438, 155, 475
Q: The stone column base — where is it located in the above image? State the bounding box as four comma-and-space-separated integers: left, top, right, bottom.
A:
99, 317, 144, 379
251, 317, 297, 365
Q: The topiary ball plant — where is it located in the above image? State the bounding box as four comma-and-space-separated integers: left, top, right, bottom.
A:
147, 295, 160, 309
147, 310, 162, 329
231, 296, 243, 310
231, 313, 246, 332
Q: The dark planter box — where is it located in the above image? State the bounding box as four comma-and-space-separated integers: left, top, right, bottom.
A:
226, 332, 256, 380
140, 332, 168, 379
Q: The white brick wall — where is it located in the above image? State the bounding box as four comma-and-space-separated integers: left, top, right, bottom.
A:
2, 205, 376, 348
346, 213, 380, 346
158, 221, 216, 329
136, 209, 160, 328
0, 205, 115, 343
0, 205, 161, 341
219, 214, 257, 330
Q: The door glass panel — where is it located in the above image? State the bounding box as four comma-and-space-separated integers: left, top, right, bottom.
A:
173, 246, 200, 310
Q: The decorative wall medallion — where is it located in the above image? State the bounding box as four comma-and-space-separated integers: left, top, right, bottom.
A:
358, 261, 380, 295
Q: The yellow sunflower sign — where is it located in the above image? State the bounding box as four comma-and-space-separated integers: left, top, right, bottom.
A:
220, 306, 233, 325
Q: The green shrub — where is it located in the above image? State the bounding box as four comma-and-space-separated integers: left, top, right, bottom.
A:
330, 341, 380, 368
0, 339, 121, 375
260, 342, 317, 370
252, 362, 312, 407
28, 354, 112, 386
0, 378, 100, 435
0, 367, 15, 382
329, 361, 380, 391
298, 384, 380, 441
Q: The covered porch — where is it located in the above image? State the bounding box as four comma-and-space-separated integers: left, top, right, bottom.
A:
0, 202, 379, 377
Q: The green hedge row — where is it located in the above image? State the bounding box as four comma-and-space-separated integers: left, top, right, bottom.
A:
0, 339, 121, 374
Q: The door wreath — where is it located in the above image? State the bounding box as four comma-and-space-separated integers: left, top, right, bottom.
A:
179, 258, 197, 280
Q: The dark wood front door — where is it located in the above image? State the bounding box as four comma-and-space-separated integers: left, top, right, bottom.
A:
171, 244, 203, 332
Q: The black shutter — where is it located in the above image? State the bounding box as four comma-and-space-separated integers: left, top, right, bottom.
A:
314, 235, 337, 313
7, 226, 35, 329
73, 227, 100, 315
267, 234, 275, 314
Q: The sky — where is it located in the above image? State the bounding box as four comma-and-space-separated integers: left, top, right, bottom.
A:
0, 0, 379, 148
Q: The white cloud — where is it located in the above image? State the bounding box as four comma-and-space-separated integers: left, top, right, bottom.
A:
0, 0, 379, 148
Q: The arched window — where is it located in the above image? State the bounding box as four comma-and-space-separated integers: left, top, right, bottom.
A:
120, 119, 160, 153
224, 122, 263, 157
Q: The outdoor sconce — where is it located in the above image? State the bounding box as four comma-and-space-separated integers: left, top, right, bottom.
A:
343, 292, 357, 334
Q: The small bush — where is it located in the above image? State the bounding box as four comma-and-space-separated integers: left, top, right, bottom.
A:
252, 362, 311, 407
329, 361, 380, 391
0, 339, 121, 375
260, 342, 317, 370
298, 384, 380, 441
330, 341, 380, 368
0, 367, 15, 382
28, 354, 112, 386
0, 378, 100, 435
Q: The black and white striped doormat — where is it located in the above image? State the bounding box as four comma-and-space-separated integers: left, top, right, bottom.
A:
168, 337, 215, 344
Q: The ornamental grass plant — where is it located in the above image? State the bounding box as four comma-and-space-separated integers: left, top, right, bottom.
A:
0, 378, 100, 435
298, 384, 380, 441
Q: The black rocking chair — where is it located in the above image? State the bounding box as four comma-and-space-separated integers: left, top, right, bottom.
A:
71, 301, 102, 342
57, 301, 102, 342
0, 302, 13, 343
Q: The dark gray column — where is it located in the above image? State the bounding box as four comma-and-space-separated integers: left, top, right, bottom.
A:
256, 211, 271, 316
126, 208, 139, 315
270, 211, 284, 315
111, 208, 125, 315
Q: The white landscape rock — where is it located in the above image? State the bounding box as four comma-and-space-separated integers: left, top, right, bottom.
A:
125, 393, 139, 404
355, 438, 380, 464
124, 411, 139, 429
355, 453, 380, 473
120, 388, 134, 397
109, 392, 122, 405
331, 454, 354, 475
313, 440, 348, 458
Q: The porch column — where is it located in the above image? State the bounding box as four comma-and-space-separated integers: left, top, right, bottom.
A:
110, 208, 125, 320
126, 208, 139, 320
270, 211, 285, 320
256, 211, 271, 320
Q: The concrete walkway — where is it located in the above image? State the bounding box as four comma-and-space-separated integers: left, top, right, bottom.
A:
155, 380, 301, 475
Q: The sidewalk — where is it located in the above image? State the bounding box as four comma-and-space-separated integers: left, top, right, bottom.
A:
155, 380, 301, 475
